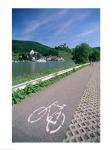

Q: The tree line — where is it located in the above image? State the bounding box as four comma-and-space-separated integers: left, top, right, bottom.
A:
72, 43, 100, 64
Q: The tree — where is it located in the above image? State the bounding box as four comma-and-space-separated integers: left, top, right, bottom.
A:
72, 43, 92, 64
89, 48, 100, 61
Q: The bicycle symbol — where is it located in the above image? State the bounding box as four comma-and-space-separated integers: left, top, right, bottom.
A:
27, 101, 67, 134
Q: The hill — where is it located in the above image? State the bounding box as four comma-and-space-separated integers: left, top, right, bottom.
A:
12, 40, 58, 56
12, 40, 73, 60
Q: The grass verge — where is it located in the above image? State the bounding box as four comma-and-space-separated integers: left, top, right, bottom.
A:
12, 63, 77, 85
12, 64, 89, 105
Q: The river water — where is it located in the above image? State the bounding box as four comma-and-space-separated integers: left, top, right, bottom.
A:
12, 60, 75, 79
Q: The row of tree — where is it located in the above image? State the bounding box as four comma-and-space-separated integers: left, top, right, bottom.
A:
72, 43, 100, 64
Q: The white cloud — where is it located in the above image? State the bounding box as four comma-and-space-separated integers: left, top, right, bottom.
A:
76, 29, 97, 37
22, 9, 69, 36
52, 11, 91, 36
54, 19, 74, 36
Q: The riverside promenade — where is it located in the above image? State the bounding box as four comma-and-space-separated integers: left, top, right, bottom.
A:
12, 63, 100, 142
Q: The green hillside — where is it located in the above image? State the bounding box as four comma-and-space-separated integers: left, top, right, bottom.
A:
12, 40, 74, 60
12, 40, 58, 56
59, 51, 72, 60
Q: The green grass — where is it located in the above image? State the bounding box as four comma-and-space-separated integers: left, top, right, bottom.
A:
58, 51, 72, 60
12, 70, 73, 105
12, 63, 89, 105
12, 63, 77, 85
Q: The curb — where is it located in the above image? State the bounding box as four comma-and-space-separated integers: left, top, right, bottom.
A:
12, 63, 90, 91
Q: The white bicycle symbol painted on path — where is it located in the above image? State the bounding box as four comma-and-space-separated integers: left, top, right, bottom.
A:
27, 101, 67, 134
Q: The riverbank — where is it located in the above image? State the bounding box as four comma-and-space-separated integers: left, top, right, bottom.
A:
12, 63, 77, 85
12, 63, 90, 105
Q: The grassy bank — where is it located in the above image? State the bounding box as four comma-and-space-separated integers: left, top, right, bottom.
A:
12, 63, 77, 85
58, 51, 72, 60
12, 64, 89, 105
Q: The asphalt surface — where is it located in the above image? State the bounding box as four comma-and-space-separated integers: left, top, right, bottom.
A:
12, 64, 95, 142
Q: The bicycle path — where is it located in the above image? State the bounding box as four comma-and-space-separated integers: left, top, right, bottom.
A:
12, 64, 96, 142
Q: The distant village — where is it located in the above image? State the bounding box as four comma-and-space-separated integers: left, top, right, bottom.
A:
14, 49, 64, 62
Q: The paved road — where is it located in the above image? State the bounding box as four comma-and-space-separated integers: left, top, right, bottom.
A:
12, 64, 97, 142
63, 63, 100, 142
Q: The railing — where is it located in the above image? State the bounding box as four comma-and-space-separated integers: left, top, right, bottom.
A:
12, 63, 89, 91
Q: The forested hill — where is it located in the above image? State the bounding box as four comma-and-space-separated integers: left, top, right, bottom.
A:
12, 40, 58, 56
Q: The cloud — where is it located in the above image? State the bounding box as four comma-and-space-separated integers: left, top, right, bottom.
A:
64, 27, 99, 47
14, 9, 93, 40
22, 9, 69, 35
52, 10, 91, 37
13, 9, 100, 47
53, 19, 74, 36
76, 29, 97, 38
13, 10, 70, 40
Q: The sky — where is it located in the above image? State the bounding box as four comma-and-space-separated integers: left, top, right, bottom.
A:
12, 9, 100, 48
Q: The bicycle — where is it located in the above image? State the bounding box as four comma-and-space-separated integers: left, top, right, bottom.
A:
27, 101, 67, 134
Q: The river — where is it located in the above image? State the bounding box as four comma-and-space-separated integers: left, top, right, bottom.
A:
12, 60, 75, 79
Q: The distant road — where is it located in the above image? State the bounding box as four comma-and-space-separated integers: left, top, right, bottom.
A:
12, 64, 97, 142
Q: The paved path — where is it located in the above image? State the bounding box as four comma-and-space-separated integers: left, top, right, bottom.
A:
63, 63, 100, 142
12, 63, 99, 142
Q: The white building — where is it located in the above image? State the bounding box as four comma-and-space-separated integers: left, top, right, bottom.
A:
30, 49, 35, 55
